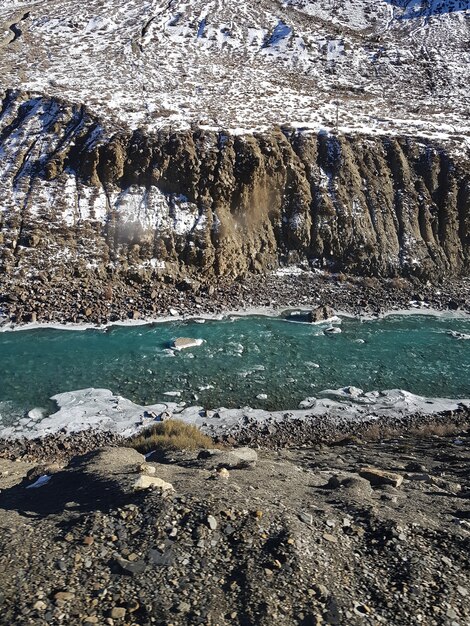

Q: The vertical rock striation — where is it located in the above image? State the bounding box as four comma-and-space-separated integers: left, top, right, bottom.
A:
0, 90, 469, 290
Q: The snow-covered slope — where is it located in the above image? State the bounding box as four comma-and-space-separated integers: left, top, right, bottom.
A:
0, 0, 469, 139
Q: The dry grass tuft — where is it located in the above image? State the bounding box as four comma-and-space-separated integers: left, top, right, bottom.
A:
128, 420, 213, 454
389, 276, 409, 290
409, 422, 468, 438
362, 276, 379, 289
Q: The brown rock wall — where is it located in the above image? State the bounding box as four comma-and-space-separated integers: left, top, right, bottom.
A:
0, 90, 469, 286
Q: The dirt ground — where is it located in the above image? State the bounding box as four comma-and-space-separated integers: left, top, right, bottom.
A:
1, 429, 469, 626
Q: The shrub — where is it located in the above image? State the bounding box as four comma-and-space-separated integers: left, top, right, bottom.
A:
128, 419, 213, 454
362, 276, 379, 289
389, 277, 408, 290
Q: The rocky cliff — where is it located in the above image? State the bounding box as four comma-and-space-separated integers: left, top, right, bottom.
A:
0, 90, 469, 298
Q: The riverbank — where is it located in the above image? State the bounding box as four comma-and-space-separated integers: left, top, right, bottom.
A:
1, 395, 469, 464
2, 270, 470, 328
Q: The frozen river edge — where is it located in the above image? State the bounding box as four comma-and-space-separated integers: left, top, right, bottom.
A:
2, 386, 470, 442
1, 308, 470, 442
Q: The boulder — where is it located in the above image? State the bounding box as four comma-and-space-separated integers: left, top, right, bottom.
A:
172, 337, 204, 350
307, 306, 335, 323
359, 467, 403, 488
133, 475, 174, 492
323, 326, 341, 335
197, 447, 258, 469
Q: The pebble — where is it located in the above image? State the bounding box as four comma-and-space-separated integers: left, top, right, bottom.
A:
406, 473, 432, 483
139, 463, 156, 476
54, 591, 75, 602
34, 600, 47, 611
313, 584, 330, 600
299, 512, 313, 525
115, 557, 147, 576
207, 515, 218, 530
354, 604, 372, 616
110, 607, 126, 619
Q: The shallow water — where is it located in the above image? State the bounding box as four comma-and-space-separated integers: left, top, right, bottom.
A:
1, 313, 470, 426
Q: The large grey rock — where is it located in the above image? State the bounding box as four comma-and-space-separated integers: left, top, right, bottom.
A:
172, 337, 204, 350
197, 447, 258, 469
133, 475, 174, 492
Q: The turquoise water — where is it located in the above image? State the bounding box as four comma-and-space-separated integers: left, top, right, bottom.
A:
0, 313, 470, 426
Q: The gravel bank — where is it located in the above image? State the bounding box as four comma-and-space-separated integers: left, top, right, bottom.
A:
2, 272, 469, 328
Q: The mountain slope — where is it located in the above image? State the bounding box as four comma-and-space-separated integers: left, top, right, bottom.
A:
0, 1, 469, 322
0, 0, 469, 139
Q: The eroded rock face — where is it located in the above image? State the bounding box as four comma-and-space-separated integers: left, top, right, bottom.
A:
0, 89, 469, 299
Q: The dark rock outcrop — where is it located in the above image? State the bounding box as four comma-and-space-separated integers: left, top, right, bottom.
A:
0, 89, 469, 297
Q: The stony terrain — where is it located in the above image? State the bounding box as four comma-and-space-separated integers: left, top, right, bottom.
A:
0, 430, 469, 626
2, 264, 470, 327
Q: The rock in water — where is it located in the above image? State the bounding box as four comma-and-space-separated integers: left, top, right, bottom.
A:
172, 338, 204, 350
323, 326, 342, 335
448, 331, 470, 340
308, 306, 336, 323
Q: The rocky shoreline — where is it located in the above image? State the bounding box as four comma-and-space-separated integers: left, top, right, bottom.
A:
1, 271, 470, 328
1, 403, 469, 465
